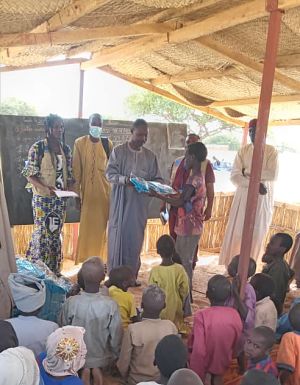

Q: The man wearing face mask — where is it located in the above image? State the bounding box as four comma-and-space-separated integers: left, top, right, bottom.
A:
219, 118, 279, 266
106, 119, 163, 281
72, 113, 113, 264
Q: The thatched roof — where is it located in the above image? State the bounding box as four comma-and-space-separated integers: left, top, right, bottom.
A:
1, 0, 300, 126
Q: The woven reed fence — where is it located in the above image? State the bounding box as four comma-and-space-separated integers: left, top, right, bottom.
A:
12, 193, 300, 263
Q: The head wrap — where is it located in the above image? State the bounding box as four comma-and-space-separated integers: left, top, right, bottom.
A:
8, 273, 46, 313
168, 369, 204, 385
0, 320, 18, 353
0, 346, 40, 385
43, 326, 87, 377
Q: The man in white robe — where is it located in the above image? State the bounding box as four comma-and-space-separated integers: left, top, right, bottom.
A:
219, 119, 279, 266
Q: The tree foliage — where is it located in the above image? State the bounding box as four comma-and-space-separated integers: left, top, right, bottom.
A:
125, 90, 237, 139
0, 97, 37, 116
204, 133, 240, 151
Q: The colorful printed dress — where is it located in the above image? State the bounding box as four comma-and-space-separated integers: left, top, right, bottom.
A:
22, 139, 73, 274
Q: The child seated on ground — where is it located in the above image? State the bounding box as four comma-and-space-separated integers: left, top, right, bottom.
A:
38, 326, 87, 385
277, 303, 300, 385
250, 273, 277, 331
107, 266, 138, 329
227, 255, 257, 371
137, 334, 188, 385
240, 369, 280, 385
149, 235, 190, 332
117, 285, 178, 385
7, 273, 58, 357
60, 257, 122, 385
77, 261, 108, 296
244, 326, 278, 377
188, 275, 243, 384
262, 233, 294, 316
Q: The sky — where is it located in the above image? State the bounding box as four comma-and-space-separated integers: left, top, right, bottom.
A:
0, 63, 137, 119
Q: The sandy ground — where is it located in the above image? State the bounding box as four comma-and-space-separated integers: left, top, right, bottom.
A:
61, 253, 300, 385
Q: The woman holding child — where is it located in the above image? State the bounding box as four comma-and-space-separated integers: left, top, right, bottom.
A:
23, 114, 74, 274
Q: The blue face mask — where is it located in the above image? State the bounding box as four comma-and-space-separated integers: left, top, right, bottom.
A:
89, 125, 102, 139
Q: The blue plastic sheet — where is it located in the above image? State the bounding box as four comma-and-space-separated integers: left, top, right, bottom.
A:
15, 259, 72, 322
130, 174, 176, 195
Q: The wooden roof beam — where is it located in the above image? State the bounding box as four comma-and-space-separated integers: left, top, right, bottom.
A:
81, 0, 300, 70
151, 67, 238, 85
100, 65, 245, 128
0, 0, 111, 61
29, 0, 112, 33
197, 36, 300, 93
66, 0, 224, 58
81, 0, 270, 69
0, 58, 86, 72
0, 23, 175, 48
146, 0, 225, 23
269, 119, 300, 126
210, 94, 300, 107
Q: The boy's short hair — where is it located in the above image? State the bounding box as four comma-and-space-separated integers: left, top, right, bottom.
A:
168, 368, 204, 385
252, 326, 276, 350
156, 235, 175, 259
154, 335, 188, 379
241, 369, 280, 385
80, 256, 105, 284
107, 266, 134, 288
142, 285, 166, 313
132, 118, 147, 130
250, 273, 275, 300
207, 275, 231, 303
275, 233, 293, 254
289, 303, 300, 331
228, 255, 256, 278
187, 142, 207, 163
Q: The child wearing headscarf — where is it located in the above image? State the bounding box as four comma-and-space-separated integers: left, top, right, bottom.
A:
0, 346, 41, 385
38, 326, 87, 385
7, 273, 58, 357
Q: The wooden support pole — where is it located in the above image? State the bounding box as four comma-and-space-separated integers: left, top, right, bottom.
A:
72, 68, 85, 261
238, 0, 282, 297
78, 69, 85, 119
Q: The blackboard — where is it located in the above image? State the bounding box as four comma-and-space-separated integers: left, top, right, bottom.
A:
0, 115, 186, 225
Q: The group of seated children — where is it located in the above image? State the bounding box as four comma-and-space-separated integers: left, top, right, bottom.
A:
0, 231, 299, 385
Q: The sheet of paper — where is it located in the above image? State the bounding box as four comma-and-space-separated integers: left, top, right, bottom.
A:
54, 190, 79, 198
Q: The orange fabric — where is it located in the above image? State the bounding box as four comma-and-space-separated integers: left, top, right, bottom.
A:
223, 345, 279, 385
277, 332, 300, 385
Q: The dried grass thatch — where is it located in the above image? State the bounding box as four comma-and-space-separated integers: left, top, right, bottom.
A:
13, 193, 300, 265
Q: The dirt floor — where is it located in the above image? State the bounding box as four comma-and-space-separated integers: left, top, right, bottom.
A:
61, 253, 300, 385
